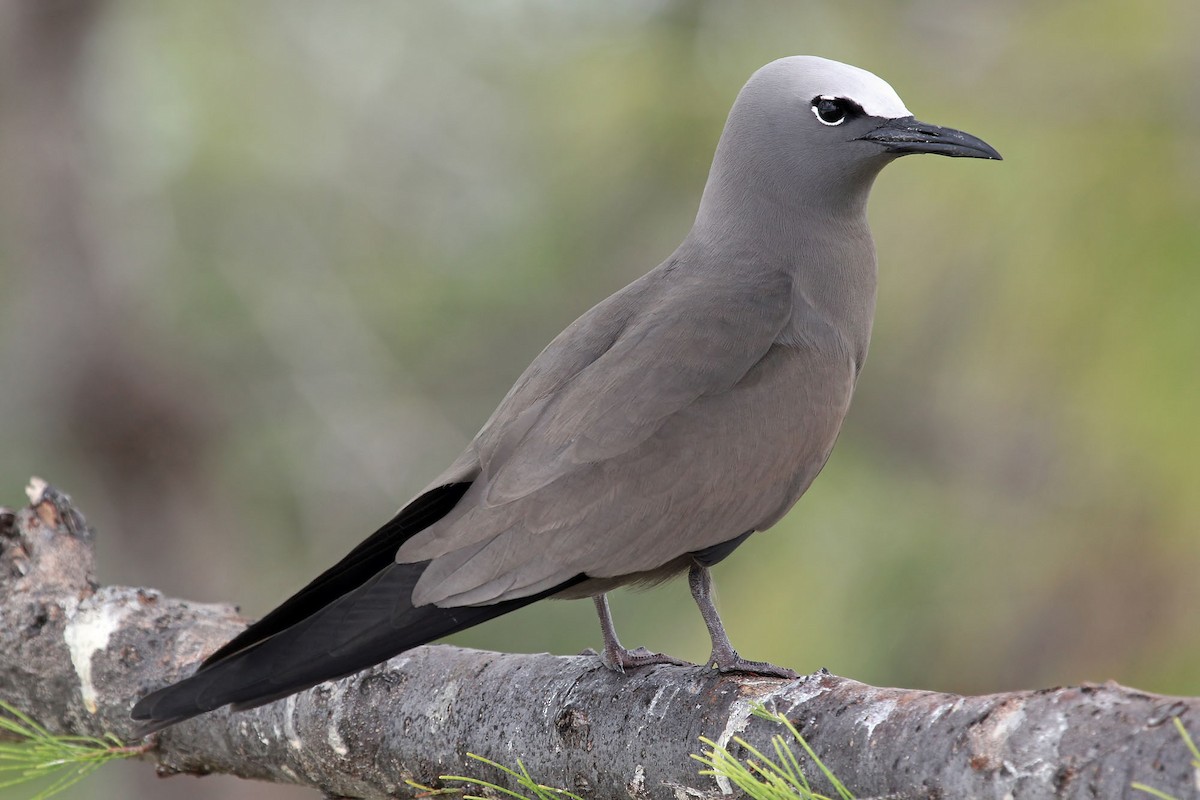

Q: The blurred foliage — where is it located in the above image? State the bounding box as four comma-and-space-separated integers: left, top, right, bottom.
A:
1, 1, 1198, 798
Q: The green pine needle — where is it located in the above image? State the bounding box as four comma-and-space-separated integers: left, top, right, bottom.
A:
692, 704, 854, 800
1131, 716, 1200, 800
406, 753, 584, 800
0, 699, 147, 800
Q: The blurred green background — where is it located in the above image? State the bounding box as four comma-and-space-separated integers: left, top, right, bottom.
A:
1, 1, 1198, 798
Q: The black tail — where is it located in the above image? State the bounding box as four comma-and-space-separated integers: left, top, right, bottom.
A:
201, 481, 473, 669
131, 480, 583, 735
131, 560, 581, 735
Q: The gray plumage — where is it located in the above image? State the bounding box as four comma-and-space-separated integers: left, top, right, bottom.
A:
132, 56, 999, 734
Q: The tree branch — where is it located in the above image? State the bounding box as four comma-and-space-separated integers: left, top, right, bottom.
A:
1, 480, 1196, 799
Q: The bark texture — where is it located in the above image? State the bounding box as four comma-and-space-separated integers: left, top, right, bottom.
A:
0, 480, 1197, 799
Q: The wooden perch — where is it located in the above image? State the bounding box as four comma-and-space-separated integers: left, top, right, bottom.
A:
0, 480, 1196, 799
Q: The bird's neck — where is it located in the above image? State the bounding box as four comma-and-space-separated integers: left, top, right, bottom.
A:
687, 158, 880, 369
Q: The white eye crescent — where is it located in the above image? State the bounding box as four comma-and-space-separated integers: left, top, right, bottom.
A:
811, 95, 852, 126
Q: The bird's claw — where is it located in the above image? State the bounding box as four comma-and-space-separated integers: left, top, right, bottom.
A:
595, 645, 690, 674
707, 652, 797, 679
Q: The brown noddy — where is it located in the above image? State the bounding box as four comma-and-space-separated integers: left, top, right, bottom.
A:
132, 55, 1000, 733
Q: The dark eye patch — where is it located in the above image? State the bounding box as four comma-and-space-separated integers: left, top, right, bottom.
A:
811, 96, 862, 126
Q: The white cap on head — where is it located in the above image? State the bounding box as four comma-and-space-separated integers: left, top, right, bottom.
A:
764, 55, 912, 119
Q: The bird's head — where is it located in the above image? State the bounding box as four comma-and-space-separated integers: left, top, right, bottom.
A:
704, 56, 1000, 218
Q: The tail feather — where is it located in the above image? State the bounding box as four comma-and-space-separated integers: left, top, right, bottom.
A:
131, 561, 583, 736
199, 481, 471, 669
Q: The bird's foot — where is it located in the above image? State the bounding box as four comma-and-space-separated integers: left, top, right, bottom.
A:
583, 645, 690, 674
705, 650, 797, 679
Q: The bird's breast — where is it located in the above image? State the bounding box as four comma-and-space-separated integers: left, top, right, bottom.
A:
672, 340, 858, 539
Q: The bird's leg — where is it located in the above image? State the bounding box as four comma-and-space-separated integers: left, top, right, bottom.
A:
688, 564, 797, 679
589, 593, 689, 673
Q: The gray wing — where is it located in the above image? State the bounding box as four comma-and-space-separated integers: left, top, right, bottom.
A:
476, 265, 796, 503
397, 259, 855, 607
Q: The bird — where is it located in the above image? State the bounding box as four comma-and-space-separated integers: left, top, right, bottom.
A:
131, 55, 1000, 734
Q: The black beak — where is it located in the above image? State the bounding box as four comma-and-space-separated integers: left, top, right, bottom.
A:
857, 116, 1002, 160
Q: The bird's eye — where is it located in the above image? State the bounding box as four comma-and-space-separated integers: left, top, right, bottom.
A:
811, 96, 853, 126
